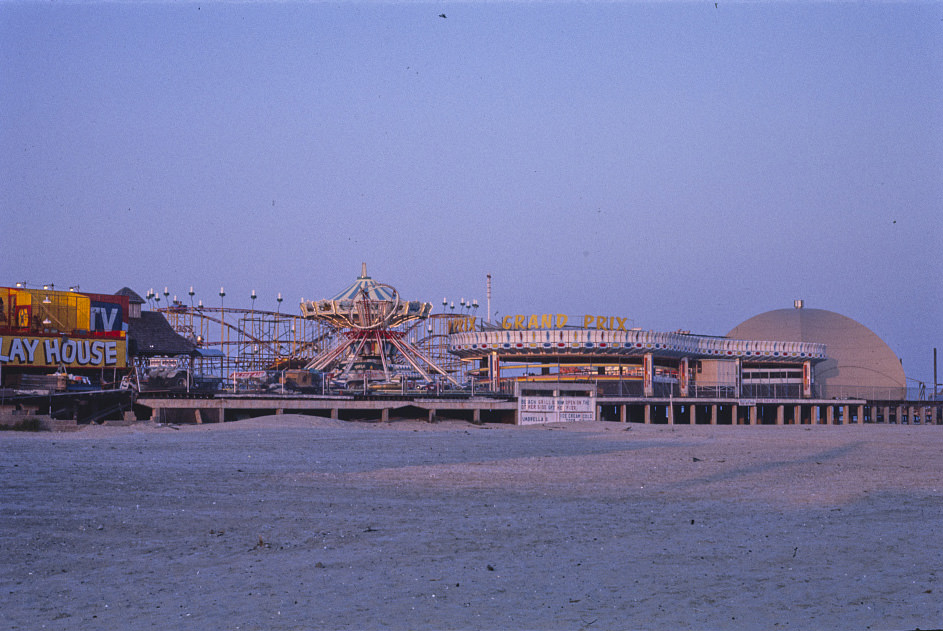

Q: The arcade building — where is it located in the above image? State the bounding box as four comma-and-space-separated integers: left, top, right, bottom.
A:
448, 299, 923, 424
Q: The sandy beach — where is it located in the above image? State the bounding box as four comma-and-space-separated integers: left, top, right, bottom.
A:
2, 416, 941, 630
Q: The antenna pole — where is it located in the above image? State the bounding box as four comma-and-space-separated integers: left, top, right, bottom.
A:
486, 274, 492, 325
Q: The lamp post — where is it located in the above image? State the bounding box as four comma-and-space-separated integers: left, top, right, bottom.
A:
249, 290, 259, 363
273, 293, 284, 364
40, 295, 52, 331
219, 287, 226, 371
188, 286, 195, 307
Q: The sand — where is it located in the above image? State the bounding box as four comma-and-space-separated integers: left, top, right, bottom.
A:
2, 416, 941, 630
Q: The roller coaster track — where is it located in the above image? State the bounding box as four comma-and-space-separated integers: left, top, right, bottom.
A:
156, 305, 338, 372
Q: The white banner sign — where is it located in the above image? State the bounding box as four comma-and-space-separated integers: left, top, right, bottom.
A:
519, 396, 596, 425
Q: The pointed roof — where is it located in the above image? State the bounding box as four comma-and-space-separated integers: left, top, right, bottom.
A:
115, 287, 146, 304
127, 311, 197, 357
331, 263, 397, 302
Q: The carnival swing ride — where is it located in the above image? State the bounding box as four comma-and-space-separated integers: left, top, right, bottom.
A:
301, 264, 462, 389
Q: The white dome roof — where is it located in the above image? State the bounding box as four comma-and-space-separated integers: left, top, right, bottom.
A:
728, 306, 905, 394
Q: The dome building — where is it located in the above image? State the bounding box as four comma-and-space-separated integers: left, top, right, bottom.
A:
727, 301, 906, 400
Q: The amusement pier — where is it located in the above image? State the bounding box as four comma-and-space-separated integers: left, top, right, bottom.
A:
1, 267, 940, 428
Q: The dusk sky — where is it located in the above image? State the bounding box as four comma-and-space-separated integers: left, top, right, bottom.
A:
2, 2, 941, 383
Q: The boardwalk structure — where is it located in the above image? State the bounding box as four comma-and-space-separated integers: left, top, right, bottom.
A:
133, 389, 941, 426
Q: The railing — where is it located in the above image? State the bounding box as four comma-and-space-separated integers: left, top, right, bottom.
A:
449, 329, 827, 361
740, 383, 803, 399
810, 384, 913, 401
200, 375, 929, 403
515, 379, 926, 402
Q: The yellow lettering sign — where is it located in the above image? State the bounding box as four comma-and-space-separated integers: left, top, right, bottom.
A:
0, 335, 126, 368
495, 314, 627, 331
447, 316, 477, 334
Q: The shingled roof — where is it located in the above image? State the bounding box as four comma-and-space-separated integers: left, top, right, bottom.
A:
115, 287, 146, 304
127, 311, 196, 357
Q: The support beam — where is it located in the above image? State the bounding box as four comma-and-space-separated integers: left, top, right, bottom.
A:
734, 358, 741, 399
679, 357, 690, 397
644, 404, 651, 424
490, 352, 500, 391
643, 354, 654, 397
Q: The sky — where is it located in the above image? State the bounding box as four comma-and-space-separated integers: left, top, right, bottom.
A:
1, 1, 941, 384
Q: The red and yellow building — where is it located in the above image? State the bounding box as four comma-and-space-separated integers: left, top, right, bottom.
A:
0, 286, 128, 379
